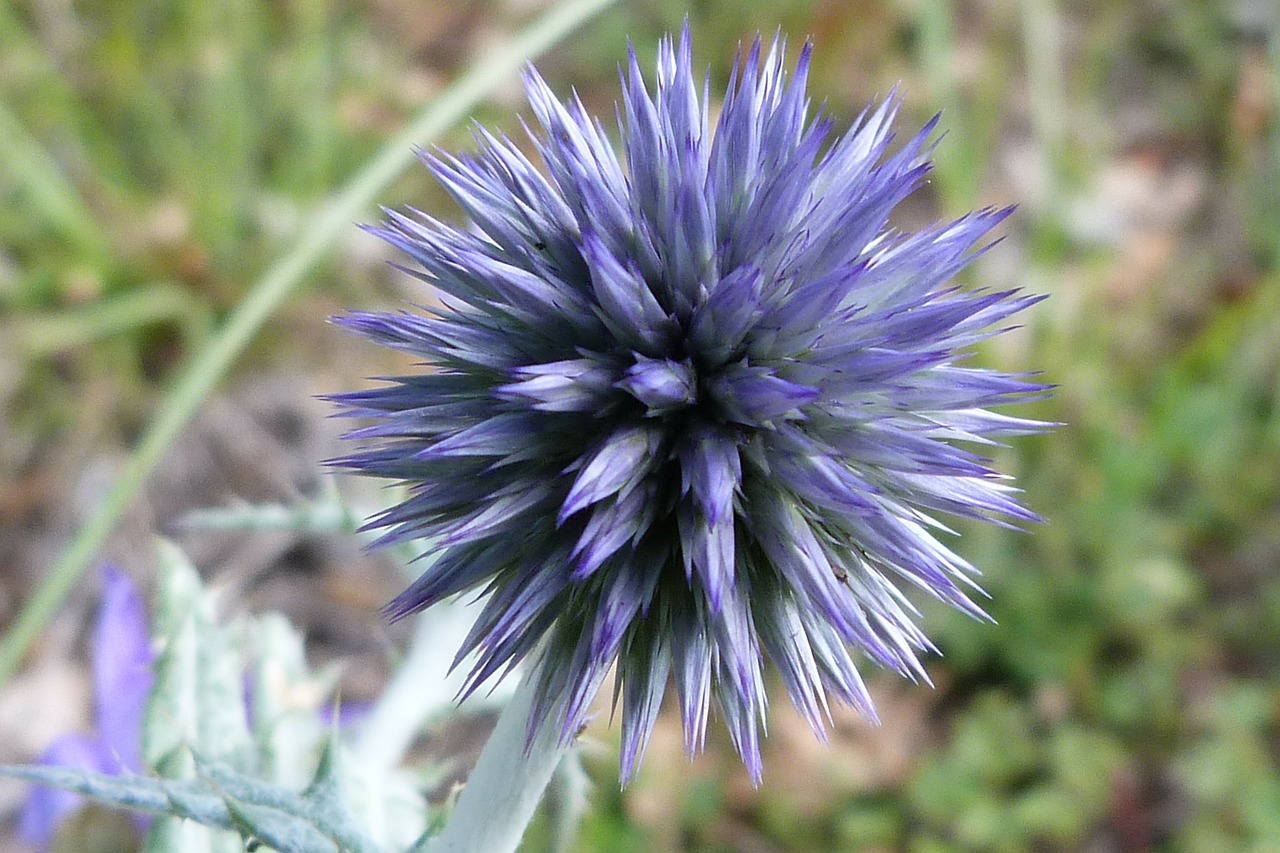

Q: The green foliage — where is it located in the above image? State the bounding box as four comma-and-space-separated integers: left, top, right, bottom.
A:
3, 749, 382, 853
3, 539, 430, 852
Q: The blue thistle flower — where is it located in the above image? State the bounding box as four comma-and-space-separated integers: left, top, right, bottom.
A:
332, 26, 1050, 782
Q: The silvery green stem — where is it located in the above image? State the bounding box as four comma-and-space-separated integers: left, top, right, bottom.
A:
351, 596, 489, 770
424, 669, 568, 853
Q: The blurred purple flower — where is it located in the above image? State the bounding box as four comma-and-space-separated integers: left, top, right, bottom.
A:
332, 26, 1050, 782
20, 565, 153, 848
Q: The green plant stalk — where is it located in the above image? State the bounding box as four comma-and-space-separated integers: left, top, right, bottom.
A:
350, 595, 491, 771
0, 0, 620, 690
549, 749, 592, 853
422, 669, 570, 853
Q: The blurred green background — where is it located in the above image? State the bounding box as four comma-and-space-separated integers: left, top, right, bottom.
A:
2, 0, 1279, 851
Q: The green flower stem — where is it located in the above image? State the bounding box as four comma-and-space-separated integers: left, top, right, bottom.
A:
549, 749, 592, 852
424, 668, 569, 853
0, 0, 619, 691
351, 596, 495, 771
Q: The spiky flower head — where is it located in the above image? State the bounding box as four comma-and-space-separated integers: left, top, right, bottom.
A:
333, 27, 1049, 782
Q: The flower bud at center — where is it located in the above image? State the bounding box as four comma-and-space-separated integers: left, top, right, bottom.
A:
617, 355, 698, 416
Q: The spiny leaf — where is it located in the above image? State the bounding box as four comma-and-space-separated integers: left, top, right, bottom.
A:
336, 752, 428, 850
250, 612, 336, 789
300, 738, 348, 824
219, 794, 337, 853
196, 617, 253, 768
177, 497, 357, 536
201, 742, 383, 853
407, 781, 461, 853
1, 745, 384, 853
144, 541, 251, 770
1, 765, 230, 829
144, 541, 252, 852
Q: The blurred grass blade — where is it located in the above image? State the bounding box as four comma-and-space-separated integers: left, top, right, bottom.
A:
0, 99, 114, 266
909, 1, 975, 212
1019, 0, 1068, 212
0, 0, 620, 690
11, 282, 212, 357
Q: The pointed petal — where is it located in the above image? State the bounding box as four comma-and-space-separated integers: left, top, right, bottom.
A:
559, 426, 660, 523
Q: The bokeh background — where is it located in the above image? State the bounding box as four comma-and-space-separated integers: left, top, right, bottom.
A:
2, 0, 1279, 851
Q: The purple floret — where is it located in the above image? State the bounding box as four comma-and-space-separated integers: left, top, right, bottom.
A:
21, 565, 154, 847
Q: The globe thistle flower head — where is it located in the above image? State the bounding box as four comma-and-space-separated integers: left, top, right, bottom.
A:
332, 26, 1050, 783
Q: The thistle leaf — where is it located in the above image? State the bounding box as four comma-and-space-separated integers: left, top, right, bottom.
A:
219, 793, 337, 853
200, 741, 382, 853
336, 745, 428, 849
177, 497, 356, 536
142, 541, 253, 852
7, 539, 438, 852
3, 737, 389, 853
250, 612, 337, 788
145, 541, 252, 769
